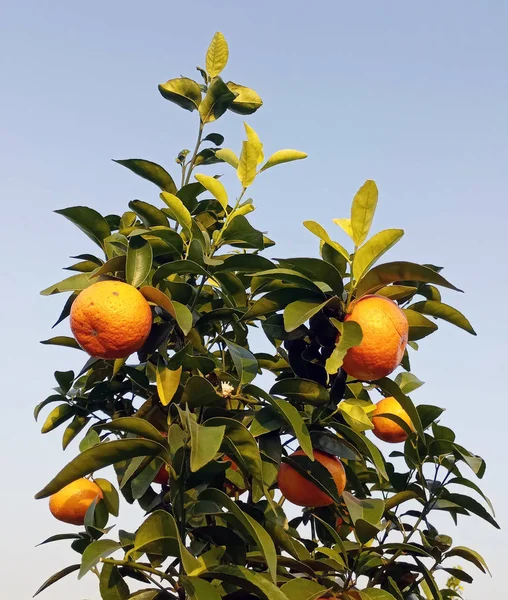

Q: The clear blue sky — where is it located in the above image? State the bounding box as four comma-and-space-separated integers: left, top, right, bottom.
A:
1, 1, 506, 598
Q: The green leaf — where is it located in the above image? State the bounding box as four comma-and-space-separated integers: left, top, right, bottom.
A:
113, 159, 177, 194
55, 206, 111, 250
339, 399, 373, 432
244, 385, 313, 459
203, 133, 224, 146
444, 493, 499, 528
244, 288, 320, 320
160, 192, 192, 233
360, 590, 398, 600
94, 478, 120, 517
194, 174, 228, 210
395, 372, 425, 394
90, 255, 126, 278
223, 338, 258, 386
180, 576, 222, 600
79, 539, 120, 579
375, 377, 424, 438
189, 418, 225, 472
158, 77, 202, 111
376, 284, 418, 300
99, 563, 130, 600
41, 404, 74, 434
34, 395, 66, 421
79, 428, 101, 452
276, 257, 344, 294
226, 81, 263, 115
40, 273, 92, 296
343, 490, 384, 525
156, 362, 182, 407
448, 477, 494, 514
333, 423, 389, 481
270, 378, 329, 405
237, 139, 259, 188
303, 220, 350, 261
199, 76, 236, 123
62, 415, 90, 450
198, 489, 278, 583
260, 149, 308, 172
34, 438, 166, 499
404, 309, 439, 340
353, 229, 404, 281
33, 564, 80, 597
325, 319, 363, 375
201, 565, 287, 599
181, 376, 223, 408
96, 417, 168, 446
215, 148, 239, 169
250, 268, 324, 294
220, 215, 265, 249
128, 200, 169, 227
54, 370, 74, 394
356, 261, 462, 297
126, 236, 152, 288
414, 558, 443, 600
445, 546, 490, 575
153, 260, 211, 285
280, 578, 328, 600
139, 285, 192, 335
284, 298, 330, 332
350, 180, 379, 246
36, 533, 82, 546
206, 32, 229, 78
407, 300, 476, 335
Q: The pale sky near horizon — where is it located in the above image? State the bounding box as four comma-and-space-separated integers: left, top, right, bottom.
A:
1, 2, 507, 599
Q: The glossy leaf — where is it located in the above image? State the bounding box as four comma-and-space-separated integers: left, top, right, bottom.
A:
223, 338, 258, 385
99, 563, 130, 600
350, 179, 379, 246
303, 220, 350, 261
227, 82, 263, 115
33, 564, 80, 597
206, 32, 229, 78
445, 546, 490, 575
408, 300, 476, 335
333, 217, 354, 239
376, 284, 418, 300
189, 418, 225, 472
270, 378, 329, 405
199, 76, 236, 123
79, 539, 120, 579
180, 576, 222, 600
326, 319, 363, 375
160, 192, 192, 233
128, 200, 169, 227
194, 173, 228, 210
126, 236, 152, 288
40, 336, 82, 350
40, 273, 92, 296
284, 298, 331, 332
250, 268, 324, 294
156, 362, 182, 406
96, 417, 168, 446
215, 148, 239, 169
276, 256, 344, 294
280, 578, 328, 600
237, 139, 258, 188
35, 439, 166, 498
404, 309, 439, 340
343, 491, 384, 525
356, 261, 462, 297
55, 206, 111, 250
94, 478, 120, 517
158, 77, 201, 111
260, 149, 307, 172
395, 372, 425, 394
353, 228, 404, 280
244, 288, 319, 319
41, 403, 74, 434
62, 415, 90, 450
113, 159, 177, 194
198, 489, 277, 582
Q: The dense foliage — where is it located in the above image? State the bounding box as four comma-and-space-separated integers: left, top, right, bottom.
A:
34, 33, 495, 600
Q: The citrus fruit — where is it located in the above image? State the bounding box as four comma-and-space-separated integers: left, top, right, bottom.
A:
49, 478, 103, 525
342, 295, 408, 381
70, 280, 152, 359
277, 449, 346, 507
153, 463, 170, 485
372, 396, 412, 443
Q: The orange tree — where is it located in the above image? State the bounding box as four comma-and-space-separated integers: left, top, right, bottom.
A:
34, 33, 495, 600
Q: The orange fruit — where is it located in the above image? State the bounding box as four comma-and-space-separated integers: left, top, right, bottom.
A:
49, 478, 103, 525
277, 449, 346, 507
372, 396, 412, 443
223, 455, 246, 496
70, 280, 152, 359
341, 295, 408, 381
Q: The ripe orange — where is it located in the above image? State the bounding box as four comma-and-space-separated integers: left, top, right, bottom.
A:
277, 449, 346, 507
372, 396, 412, 443
70, 280, 152, 359
342, 295, 408, 381
49, 478, 103, 525
223, 455, 246, 496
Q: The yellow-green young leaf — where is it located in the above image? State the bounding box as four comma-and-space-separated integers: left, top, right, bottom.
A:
158, 77, 202, 111
194, 174, 228, 210
303, 220, 350, 261
351, 180, 379, 246
232, 200, 255, 218
226, 81, 263, 115
260, 149, 308, 172
206, 32, 229, 78
41, 404, 74, 433
325, 319, 363, 375
353, 228, 404, 281
237, 140, 258, 188
333, 217, 354, 240
215, 148, 239, 169
160, 192, 192, 233
156, 363, 182, 406
199, 77, 236, 124
339, 400, 374, 432
244, 123, 264, 164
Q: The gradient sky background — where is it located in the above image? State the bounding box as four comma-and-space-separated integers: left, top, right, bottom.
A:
1, 1, 507, 598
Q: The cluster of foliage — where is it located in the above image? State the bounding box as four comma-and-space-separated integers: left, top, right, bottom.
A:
34, 33, 495, 600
